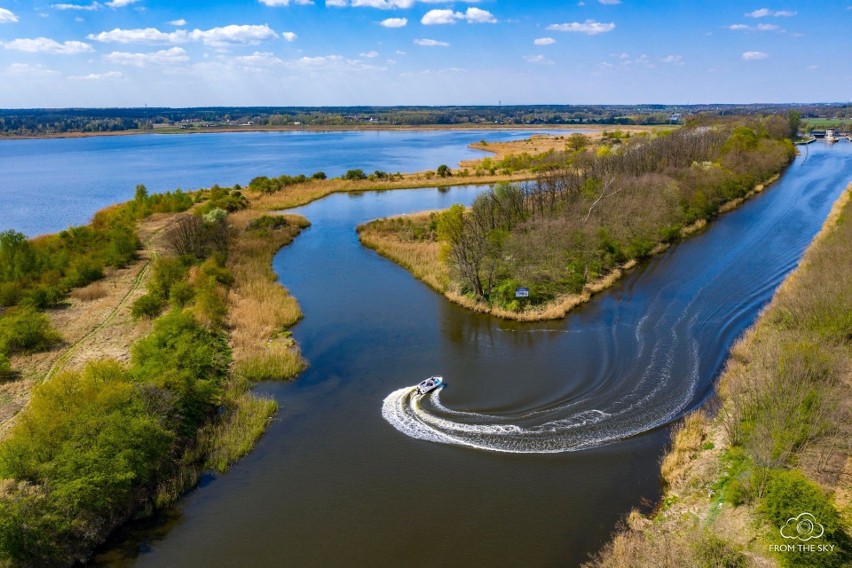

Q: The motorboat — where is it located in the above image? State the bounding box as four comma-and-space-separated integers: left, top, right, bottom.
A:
416, 376, 443, 395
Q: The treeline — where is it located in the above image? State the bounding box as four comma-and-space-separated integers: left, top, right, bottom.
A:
436, 118, 796, 309
3, 104, 848, 136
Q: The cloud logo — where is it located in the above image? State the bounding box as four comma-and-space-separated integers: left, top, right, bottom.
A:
780, 512, 824, 541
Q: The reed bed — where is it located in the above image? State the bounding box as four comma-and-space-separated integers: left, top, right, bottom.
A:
227, 210, 310, 382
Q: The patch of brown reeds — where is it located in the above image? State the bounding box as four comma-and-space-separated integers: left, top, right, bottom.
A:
227, 210, 310, 381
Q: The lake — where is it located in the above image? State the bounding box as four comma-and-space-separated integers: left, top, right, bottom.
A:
96, 140, 852, 566
0, 129, 558, 237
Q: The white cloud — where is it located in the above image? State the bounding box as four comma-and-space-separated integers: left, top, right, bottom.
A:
282, 31, 298, 41
189, 25, 279, 46
727, 23, 781, 31
422, 9, 456, 24
380, 17, 407, 27
105, 0, 141, 7
464, 7, 496, 24
6, 63, 61, 76
523, 54, 550, 63
69, 70, 123, 80
742, 50, 769, 60
88, 24, 279, 46
2, 37, 94, 54
414, 38, 449, 47
88, 27, 186, 43
746, 8, 796, 17
106, 46, 190, 66
168, 19, 187, 26
661, 54, 683, 65
421, 7, 495, 25
259, 0, 314, 5
234, 51, 284, 66
360, 50, 379, 57
534, 37, 556, 45
547, 20, 615, 35
52, 2, 100, 10
328, 0, 480, 8
0, 8, 18, 23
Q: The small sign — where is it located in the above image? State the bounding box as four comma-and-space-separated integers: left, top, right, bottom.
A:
515, 287, 529, 298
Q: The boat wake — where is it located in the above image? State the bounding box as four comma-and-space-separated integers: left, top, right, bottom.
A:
382, 298, 703, 454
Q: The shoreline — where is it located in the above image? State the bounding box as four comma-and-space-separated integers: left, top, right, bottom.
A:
0, 123, 598, 141
358, 173, 782, 322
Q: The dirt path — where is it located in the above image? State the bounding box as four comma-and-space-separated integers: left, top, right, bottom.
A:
0, 214, 176, 438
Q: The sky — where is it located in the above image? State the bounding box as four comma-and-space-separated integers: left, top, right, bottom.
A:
0, 0, 850, 107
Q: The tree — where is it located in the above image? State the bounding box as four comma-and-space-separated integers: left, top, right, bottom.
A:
787, 110, 802, 140
436, 164, 452, 178
567, 133, 590, 152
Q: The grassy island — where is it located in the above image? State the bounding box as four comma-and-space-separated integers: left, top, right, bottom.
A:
586, 183, 852, 568
359, 118, 796, 321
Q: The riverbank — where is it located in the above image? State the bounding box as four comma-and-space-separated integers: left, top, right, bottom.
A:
586, 183, 852, 568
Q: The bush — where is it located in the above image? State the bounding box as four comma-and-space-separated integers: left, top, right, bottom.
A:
692, 532, 748, 568
0, 361, 175, 565
758, 469, 851, 567
169, 281, 195, 308
0, 352, 11, 378
246, 215, 289, 232
131, 310, 230, 431
131, 292, 165, 319
343, 168, 367, 181
148, 256, 189, 299
311, 171, 327, 180
0, 307, 61, 355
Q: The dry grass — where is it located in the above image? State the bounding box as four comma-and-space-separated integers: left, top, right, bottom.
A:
660, 410, 709, 487
227, 210, 310, 381
358, 211, 449, 292
69, 282, 108, 302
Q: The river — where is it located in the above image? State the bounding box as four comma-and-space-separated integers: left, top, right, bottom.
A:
93, 140, 852, 567
0, 129, 555, 237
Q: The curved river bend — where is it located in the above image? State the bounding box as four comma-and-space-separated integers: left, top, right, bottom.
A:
108, 141, 851, 567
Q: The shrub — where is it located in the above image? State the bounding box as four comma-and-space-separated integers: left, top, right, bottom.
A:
0, 352, 11, 378
23, 286, 65, 309
148, 256, 189, 299
311, 171, 327, 180
0, 361, 175, 565
758, 469, 851, 567
169, 281, 195, 308
692, 532, 748, 568
131, 292, 165, 319
343, 168, 367, 181
131, 310, 230, 431
246, 215, 289, 232
0, 307, 61, 355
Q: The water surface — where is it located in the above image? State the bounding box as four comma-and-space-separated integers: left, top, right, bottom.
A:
107, 141, 852, 567
0, 129, 555, 236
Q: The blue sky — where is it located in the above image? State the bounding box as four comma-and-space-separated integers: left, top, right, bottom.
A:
0, 0, 849, 107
